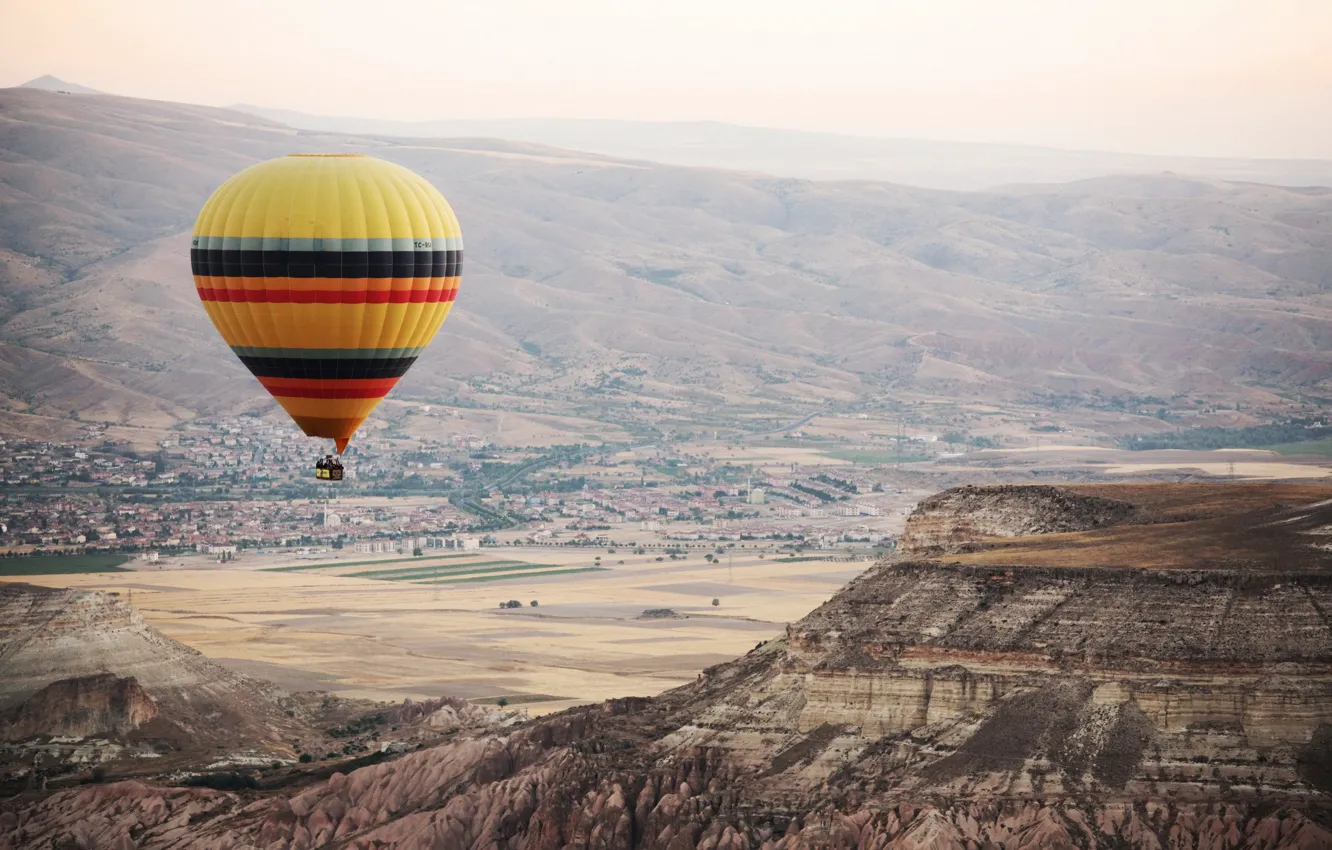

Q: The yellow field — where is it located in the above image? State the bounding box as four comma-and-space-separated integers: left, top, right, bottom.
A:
16, 548, 864, 715
1102, 461, 1331, 479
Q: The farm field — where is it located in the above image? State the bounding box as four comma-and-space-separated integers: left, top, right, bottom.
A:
10, 546, 866, 714
0, 554, 132, 576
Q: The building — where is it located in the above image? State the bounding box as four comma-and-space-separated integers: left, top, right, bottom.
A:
747, 488, 766, 505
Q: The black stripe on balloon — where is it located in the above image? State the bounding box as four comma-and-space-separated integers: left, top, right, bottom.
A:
237, 355, 419, 380
190, 249, 463, 279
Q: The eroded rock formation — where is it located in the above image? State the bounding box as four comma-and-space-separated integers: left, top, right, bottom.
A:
0, 674, 157, 741
5, 484, 1332, 849
0, 583, 306, 752
898, 484, 1138, 555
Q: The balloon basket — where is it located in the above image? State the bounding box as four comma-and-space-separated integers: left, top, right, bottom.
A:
315, 455, 345, 481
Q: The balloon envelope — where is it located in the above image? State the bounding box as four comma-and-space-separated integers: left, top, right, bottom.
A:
191, 154, 463, 452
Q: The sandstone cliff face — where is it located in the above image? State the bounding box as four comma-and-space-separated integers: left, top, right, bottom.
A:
0, 674, 157, 741
5, 485, 1332, 849
0, 583, 302, 750
898, 485, 1137, 555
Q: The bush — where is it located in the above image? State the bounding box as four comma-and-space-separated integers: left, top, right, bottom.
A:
530, 600, 539, 607
299, 752, 314, 763
711, 598, 720, 607
185, 772, 259, 791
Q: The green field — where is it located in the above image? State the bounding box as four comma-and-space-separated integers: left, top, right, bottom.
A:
1265, 439, 1332, 457
0, 554, 132, 576
822, 449, 932, 465
347, 559, 535, 578
348, 562, 559, 582
264, 553, 476, 572
425, 567, 607, 585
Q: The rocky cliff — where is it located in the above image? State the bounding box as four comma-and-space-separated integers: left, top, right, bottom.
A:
897, 485, 1138, 555
0, 675, 156, 741
0, 583, 304, 754
5, 484, 1332, 849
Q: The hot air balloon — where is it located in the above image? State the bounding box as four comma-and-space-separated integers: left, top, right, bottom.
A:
190, 154, 462, 479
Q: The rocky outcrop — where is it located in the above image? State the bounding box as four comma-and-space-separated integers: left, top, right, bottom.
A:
6, 711, 1332, 850
4, 484, 1332, 849
898, 484, 1137, 554
0, 674, 157, 741
0, 583, 303, 750
386, 696, 515, 731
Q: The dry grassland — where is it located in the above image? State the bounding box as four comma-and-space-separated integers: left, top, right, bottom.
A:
14, 549, 862, 714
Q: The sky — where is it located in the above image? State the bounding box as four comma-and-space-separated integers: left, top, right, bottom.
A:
2, 0, 1330, 158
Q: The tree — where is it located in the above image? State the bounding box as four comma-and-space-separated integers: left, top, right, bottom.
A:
299, 753, 313, 763
530, 600, 539, 607
496, 697, 509, 708
413, 547, 423, 556
711, 598, 720, 607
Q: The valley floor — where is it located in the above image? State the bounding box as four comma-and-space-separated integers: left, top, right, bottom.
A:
19, 546, 864, 713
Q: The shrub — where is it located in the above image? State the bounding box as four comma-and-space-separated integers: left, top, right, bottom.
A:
530, 600, 539, 607
711, 598, 720, 607
185, 772, 259, 791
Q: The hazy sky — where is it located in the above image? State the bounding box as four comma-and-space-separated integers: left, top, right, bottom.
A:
3, 0, 1330, 158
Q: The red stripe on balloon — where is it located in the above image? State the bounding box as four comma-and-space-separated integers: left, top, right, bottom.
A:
258, 377, 399, 399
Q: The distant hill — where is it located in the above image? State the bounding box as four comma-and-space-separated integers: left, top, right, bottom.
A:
234, 104, 1332, 191
17, 75, 104, 95
1, 87, 1331, 443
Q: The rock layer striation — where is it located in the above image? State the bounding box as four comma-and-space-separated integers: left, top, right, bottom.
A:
5, 484, 1332, 849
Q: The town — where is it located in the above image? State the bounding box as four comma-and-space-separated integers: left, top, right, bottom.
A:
0, 413, 937, 560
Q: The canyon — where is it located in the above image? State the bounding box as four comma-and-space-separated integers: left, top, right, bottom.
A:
4, 482, 1331, 848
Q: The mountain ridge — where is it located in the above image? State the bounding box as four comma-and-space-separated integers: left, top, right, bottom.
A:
2, 87, 1331, 444
231, 103, 1332, 191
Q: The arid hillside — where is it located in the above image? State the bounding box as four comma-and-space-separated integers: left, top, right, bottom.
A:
6, 483, 1332, 849
2, 88, 1332, 439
